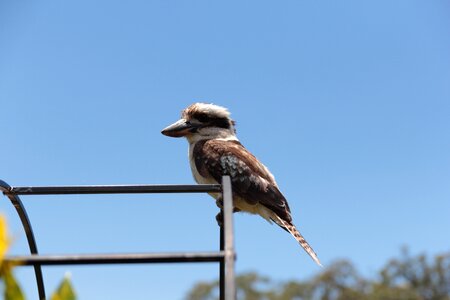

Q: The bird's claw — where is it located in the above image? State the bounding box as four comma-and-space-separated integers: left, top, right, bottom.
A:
215, 197, 223, 209
216, 211, 223, 227
215, 208, 240, 227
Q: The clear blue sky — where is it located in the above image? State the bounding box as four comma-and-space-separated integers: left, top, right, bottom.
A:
1, 1, 449, 299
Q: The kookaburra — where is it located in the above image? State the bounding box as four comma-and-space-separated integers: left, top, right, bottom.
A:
161, 103, 321, 266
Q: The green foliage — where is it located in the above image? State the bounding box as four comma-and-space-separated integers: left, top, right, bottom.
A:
186, 249, 450, 300
0, 214, 77, 300
51, 276, 76, 300
187, 280, 220, 300
2, 266, 25, 300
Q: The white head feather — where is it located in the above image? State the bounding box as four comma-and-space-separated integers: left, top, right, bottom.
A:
182, 103, 237, 143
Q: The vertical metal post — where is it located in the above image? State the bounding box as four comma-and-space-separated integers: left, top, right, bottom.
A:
0, 180, 46, 300
1, 179, 235, 300
221, 176, 236, 300
219, 222, 225, 300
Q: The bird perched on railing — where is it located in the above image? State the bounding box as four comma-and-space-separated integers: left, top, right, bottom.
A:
161, 103, 321, 266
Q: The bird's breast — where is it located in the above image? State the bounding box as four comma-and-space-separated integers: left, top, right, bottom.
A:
188, 142, 217, 185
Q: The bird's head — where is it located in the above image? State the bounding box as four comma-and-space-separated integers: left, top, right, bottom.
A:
161, 103, 237, 143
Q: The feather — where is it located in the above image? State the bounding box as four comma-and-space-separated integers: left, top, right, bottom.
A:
272, 215, 322, 267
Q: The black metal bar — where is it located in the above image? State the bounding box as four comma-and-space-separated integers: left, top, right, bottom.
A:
222, 176, 236, 300
5, 184, 221, 196
219, 221, 225, 300
0, 180, 46, 300
5, 252, 226, 265
0, 177, 236, 299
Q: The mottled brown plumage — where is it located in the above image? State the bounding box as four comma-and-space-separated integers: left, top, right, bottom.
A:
162, 103, 321, 266
193, 139, 291, 222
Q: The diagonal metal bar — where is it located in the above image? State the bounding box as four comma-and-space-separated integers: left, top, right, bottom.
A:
0, 180, 46, 300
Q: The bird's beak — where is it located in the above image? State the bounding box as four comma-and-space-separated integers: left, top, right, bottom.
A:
161, 119, 197, 138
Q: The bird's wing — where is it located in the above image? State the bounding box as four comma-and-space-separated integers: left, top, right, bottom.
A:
193, 139, 292, 223
194, 139, 322, 266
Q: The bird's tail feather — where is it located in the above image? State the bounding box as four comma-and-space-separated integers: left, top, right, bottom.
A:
274, 216, 322, 267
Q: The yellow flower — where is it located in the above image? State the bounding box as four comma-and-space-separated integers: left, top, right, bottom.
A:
0, 215, 11, 262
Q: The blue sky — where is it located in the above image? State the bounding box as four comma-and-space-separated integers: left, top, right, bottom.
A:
1, 0, 450, 299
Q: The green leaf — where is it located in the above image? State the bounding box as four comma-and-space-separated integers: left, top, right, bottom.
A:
50, 275, 76, 300
3, 267, 25, 300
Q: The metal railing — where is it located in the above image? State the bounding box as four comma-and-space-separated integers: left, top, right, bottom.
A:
0, 176, 236, 300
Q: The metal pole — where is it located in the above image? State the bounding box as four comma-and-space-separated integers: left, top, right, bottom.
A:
222, 176, 236, 300
1, 179, 236, 299
6, 184, 221, 195
0, 180, 46, 300
5, 252, 226, 265
219, 223, 225, 300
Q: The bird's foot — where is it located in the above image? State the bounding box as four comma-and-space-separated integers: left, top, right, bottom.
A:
215, 208, 241, 227
215, 197, 223, 209
216, 211, 223, 227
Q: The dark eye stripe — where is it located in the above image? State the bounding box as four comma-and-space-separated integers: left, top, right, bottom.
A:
192, 112, 231, 129
209, 117, 230, 129
196, 113, 209, 122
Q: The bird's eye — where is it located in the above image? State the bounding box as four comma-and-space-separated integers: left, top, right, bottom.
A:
196, 113, 210, 123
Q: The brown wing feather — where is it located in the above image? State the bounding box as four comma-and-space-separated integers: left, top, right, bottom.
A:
194, 139, 292, 223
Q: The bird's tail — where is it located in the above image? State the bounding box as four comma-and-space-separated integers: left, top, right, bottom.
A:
274, 216, 322, 267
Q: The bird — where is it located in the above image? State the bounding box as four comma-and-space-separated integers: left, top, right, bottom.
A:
161, 103, 321, 266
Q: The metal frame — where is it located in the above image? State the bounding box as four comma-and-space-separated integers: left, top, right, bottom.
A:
0, 176, 236, 300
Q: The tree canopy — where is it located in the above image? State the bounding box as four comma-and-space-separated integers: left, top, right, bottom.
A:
186, 248, 450, 300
